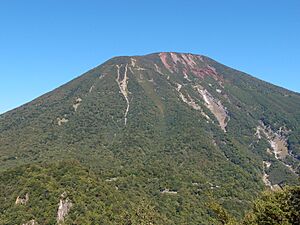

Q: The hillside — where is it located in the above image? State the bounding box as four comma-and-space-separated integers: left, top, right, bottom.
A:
0, 52, 299, 224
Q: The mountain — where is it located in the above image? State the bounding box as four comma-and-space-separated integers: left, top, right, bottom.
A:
0, 52, 299, 224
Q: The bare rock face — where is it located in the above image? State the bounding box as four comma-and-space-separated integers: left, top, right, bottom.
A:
159, 52, 221, 81
57, 192, 73, 224
261, 161, 281, 191
160, 188, 178, 194
15, 193, 29, 205
257, 121, 289, 160
195, 86, 229, 132
57, 117, 68, 126
115, 64, 130, 125
73, 97, 82, 112
22, 219, 37, 225
262, 161, 273, 189
255, 121, 298, 176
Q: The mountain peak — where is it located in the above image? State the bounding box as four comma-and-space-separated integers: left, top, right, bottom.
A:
1, 51, 299, 224
157, 52, 219, 79
106, 52, 220, 82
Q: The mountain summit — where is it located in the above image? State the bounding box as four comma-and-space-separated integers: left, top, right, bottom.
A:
0, 52, 299, 224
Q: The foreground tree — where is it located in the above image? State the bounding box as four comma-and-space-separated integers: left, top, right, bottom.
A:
243, 186, 300, 225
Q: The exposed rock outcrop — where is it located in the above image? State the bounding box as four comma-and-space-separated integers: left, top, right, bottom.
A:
160, 188, 178, 194
89, 85, 95, 93
73, 97, 82, 112
257, 122, 289, 160
57, 117, 68, 126
116, 64, 130, 125
57, 192, 72, 224
15, 193, 29, 205
195, 86, 229, 132
105, 177, 118, 182
256, 122, 298, 175
175, 83, 211, 121
22, 220, 37, 225
159, 52, 221, 81
262, 161, 273, 189
262, 161, 281, 191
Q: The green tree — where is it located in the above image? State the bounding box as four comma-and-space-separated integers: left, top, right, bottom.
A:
243, 186, 300, 225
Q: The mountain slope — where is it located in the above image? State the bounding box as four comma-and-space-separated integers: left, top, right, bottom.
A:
0, 52, 299, 224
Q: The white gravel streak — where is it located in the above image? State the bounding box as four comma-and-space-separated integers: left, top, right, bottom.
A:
116, 64, 130, 125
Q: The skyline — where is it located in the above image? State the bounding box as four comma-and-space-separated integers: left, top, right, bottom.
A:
1, 0, 299, 114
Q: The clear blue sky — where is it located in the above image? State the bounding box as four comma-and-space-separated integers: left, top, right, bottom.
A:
1, 0, 299, 114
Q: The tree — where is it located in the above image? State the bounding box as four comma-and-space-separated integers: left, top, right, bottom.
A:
243, 186, 300, 225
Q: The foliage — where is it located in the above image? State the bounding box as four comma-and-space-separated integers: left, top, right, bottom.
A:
0, 160, 169, 225
242, 186, 300, 225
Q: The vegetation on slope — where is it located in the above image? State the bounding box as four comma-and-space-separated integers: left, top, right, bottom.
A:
0, 160, 170, 225
0, 52, 299, 224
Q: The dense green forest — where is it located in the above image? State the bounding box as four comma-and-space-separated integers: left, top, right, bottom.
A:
1, 160, 299, 224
